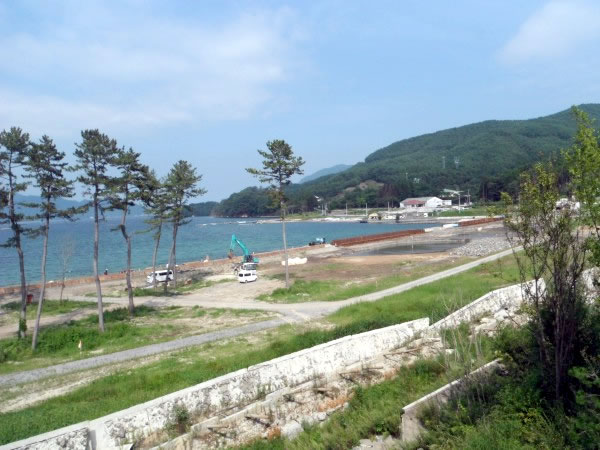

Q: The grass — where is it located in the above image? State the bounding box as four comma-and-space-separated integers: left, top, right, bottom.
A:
0, 299, 95, 322
258, 257, 477, 303
0, 305, 272, 374
329, 256, 519, 328
0, 254, 520, 444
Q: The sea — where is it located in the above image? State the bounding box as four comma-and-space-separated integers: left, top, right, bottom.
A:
0, 216, 432, 287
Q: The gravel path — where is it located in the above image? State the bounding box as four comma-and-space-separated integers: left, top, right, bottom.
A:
0, 247, 518, 387
0, 318, 287, 387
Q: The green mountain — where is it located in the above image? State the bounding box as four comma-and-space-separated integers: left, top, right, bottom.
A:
196, 104, 600, 216
300, 164, 353, 183
292, 104, 600, 209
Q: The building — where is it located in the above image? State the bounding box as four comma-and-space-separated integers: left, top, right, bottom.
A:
400, 197, 450, 209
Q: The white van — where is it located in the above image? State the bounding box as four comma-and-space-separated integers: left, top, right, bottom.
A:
238, 269, 258, 283
146, 270, 174, 284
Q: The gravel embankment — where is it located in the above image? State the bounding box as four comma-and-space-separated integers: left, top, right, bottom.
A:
451, 236, 511, 257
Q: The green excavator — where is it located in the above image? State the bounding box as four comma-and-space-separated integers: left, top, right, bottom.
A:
228, 234, 259, 273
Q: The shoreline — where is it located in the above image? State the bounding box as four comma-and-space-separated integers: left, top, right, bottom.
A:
0, 217, 500, 297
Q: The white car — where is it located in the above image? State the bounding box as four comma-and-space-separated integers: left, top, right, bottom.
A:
238, 269, 258, 283
146, 270, 174, 284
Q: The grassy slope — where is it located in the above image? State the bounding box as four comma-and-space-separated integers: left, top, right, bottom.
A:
0, 255, 519, 444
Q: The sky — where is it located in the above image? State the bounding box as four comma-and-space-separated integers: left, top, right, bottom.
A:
1, 0, 600, 201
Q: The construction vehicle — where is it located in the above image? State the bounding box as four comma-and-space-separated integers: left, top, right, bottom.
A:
228, 234, 259, 274
308, 237, 326, 246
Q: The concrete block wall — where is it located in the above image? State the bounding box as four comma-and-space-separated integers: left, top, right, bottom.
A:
4, 319, 429, 450
428, 281, 539, 333
400, 359, 502, 443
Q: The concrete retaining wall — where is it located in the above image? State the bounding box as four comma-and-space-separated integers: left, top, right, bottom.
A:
3, 319, 429, 450
428, 281, 538, 333
400, 359, 502, 443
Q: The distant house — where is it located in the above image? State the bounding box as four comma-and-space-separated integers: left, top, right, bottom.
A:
400, 197, 449, 209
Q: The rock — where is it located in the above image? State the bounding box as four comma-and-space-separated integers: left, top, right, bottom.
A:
281, 421, 303, 440
316, 412, 327, 422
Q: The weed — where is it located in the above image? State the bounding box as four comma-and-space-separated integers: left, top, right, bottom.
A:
166, 403, 191, 438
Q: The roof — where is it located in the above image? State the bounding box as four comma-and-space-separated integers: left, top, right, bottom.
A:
403, 199, 426, 205
401, 196, 441, 203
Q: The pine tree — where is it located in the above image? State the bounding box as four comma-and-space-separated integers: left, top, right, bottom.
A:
164, 161, 205, 289
25, 135, 75, 349
143, 170, 168, 289
246, 139, 304, 288
109, 148, 151, 316
72, 130, 120, 332
0, 127, 31, 338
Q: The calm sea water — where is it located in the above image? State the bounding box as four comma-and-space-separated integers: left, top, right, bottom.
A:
0, 216, 432, 287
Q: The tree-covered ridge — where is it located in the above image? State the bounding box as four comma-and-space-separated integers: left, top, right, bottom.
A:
189, 104, 600, 217
297, 104, 600, 206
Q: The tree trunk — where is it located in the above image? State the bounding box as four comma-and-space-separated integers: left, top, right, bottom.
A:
93, 195, 105, 332
168, 223, 178, 289
59, 278, 65, 303
8, 173, 27, 339
281, 201, 289, 289
120, 203, 134, 317
126, 235, 134, 316
152, 220, 162, 289
16, 242, 27, 338
32, 215, 50, 350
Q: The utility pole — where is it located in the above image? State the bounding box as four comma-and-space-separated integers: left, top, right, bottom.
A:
442, 156, 445, 169
345, 202, 348, 216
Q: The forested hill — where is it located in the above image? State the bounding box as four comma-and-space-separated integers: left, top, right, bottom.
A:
196, 104, 600, 216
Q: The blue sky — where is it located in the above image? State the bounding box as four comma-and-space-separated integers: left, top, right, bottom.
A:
1, 0, 600, 201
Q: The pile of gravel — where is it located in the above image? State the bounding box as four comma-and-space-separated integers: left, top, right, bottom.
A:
451, 236, 510, 257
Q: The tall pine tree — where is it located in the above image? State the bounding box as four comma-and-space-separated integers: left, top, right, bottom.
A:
0, 127, 31, 338
26, 135, 75, 349
73, 130, 120, 332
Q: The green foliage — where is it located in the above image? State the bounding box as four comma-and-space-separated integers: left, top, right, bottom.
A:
246, 139, 305, 210
25, 135, 76, 226
502, 160, 588, 402
210, 104, 600, 217
417, 318, 600, 450
163, 160, 206, 227
212, 186, 278, 217
72, 129, 120, 205
185, 200, 218, 217
166, 403, 191, 437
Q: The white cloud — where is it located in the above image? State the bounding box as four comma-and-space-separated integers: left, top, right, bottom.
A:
499, 0, 600, 64
0, 3, 305, 134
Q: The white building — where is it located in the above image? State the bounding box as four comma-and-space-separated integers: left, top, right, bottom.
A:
400, 197, 450, 209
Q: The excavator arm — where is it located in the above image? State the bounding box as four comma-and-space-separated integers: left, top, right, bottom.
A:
229, 234, 258, 264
